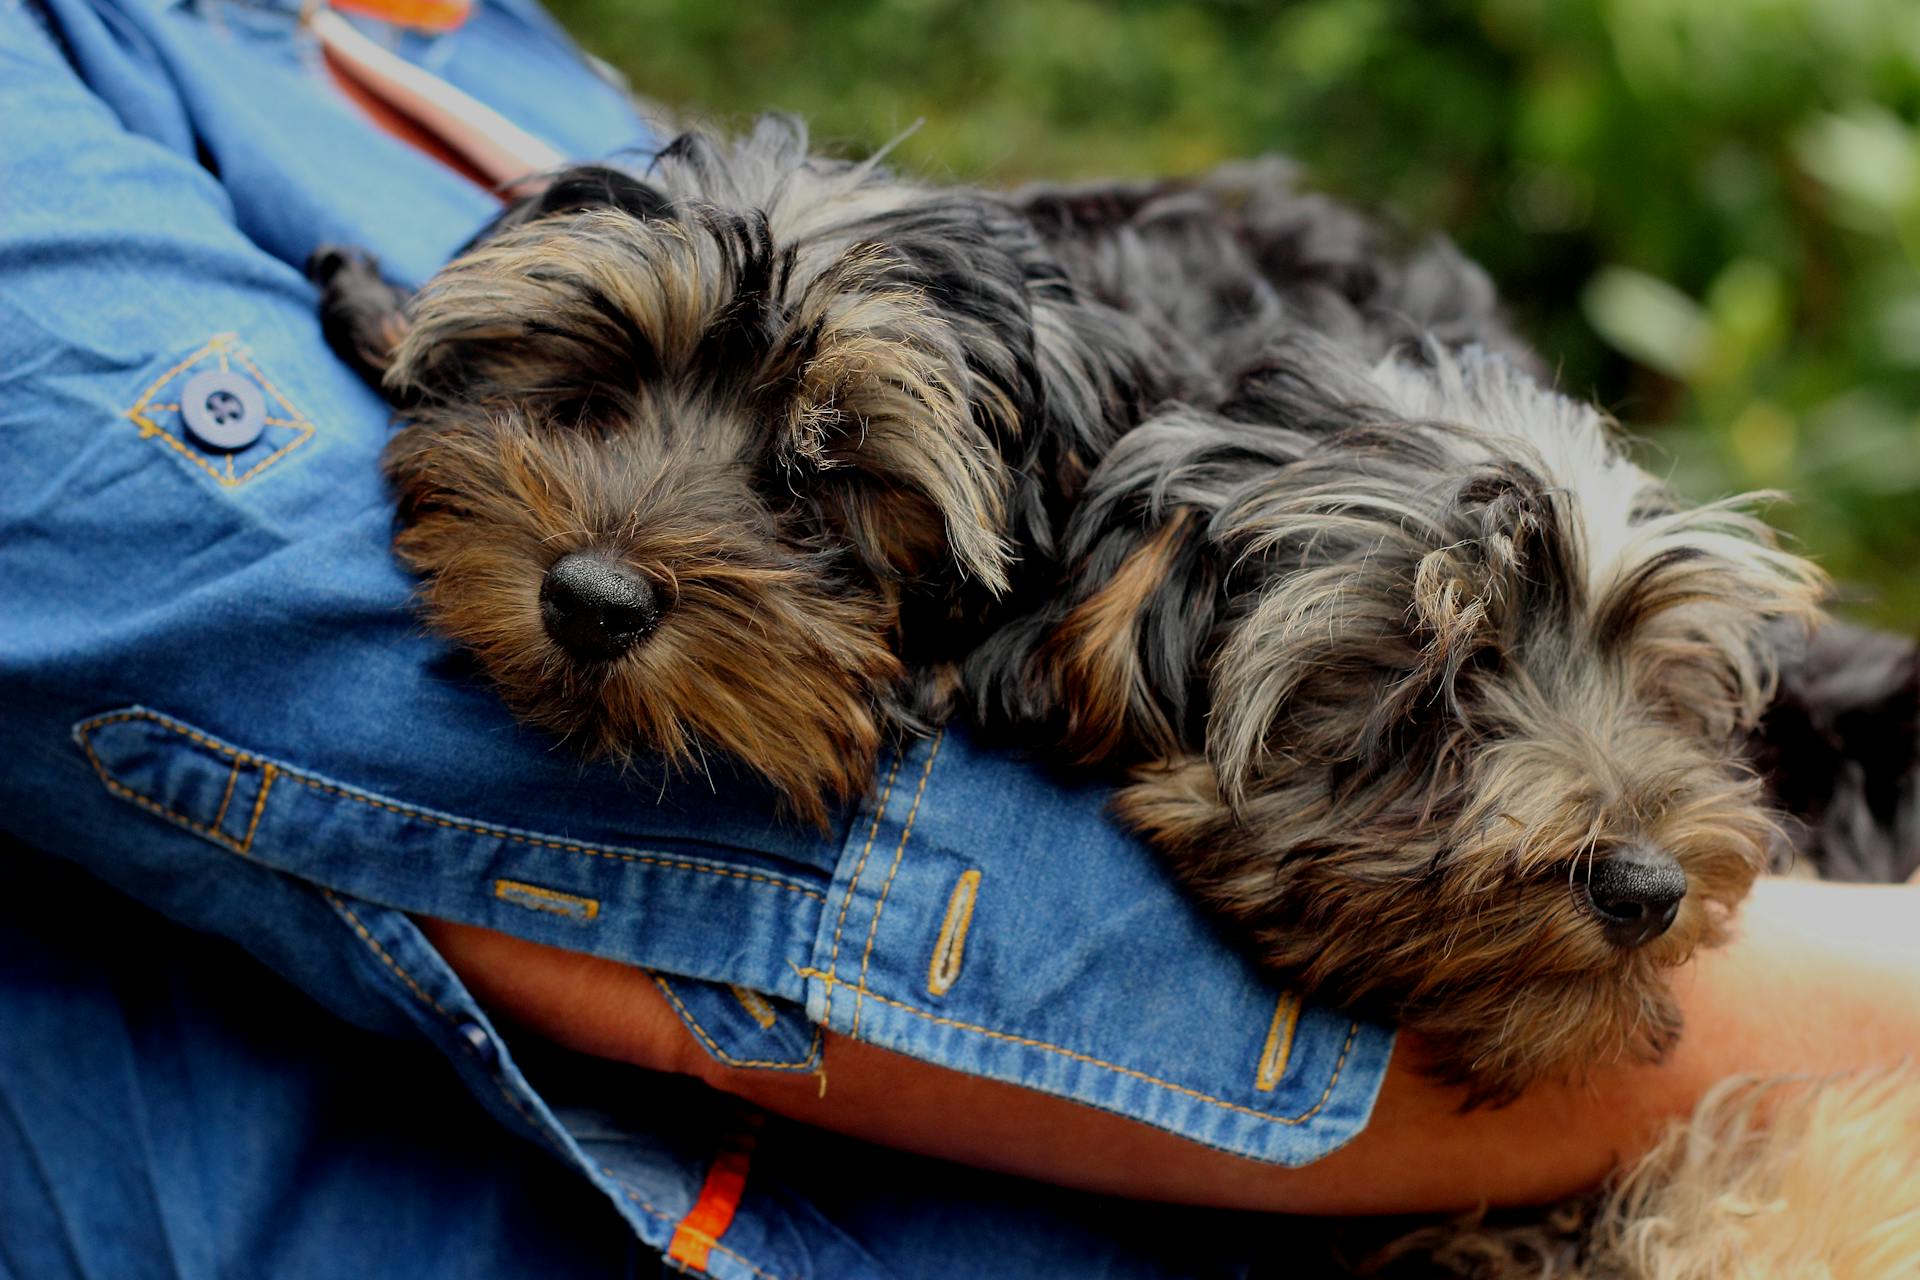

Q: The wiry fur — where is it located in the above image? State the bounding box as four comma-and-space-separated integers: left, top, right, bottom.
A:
1354, 1069, 1920, 1279
322, 119, 1183, 824
969, 230, 1825, 1096
321, 125, 1843, 1093
1755, 618, 1920, 884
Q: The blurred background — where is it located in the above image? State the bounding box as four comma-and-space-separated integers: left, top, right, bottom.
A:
552, 0, 1920, 624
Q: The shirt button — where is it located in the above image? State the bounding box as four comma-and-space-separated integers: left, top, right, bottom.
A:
179, 368, 267, 450
459, 1019, 498, 1066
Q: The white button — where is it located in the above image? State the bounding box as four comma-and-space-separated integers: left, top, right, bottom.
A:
179, 368, 267, 450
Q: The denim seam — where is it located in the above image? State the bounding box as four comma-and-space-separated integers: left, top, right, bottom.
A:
796, 968, 1361, 1126
850, 729, 942, 1035
652, 974, 821, 1072
123, 334, 315, 488
600, 1169, 791, 1280
211, 754, 244, 831
75, 721, 267, 856
75, 707, 825, 901
822, 749, 904, 1029
322, 889, 559, 1146
730, 987, 778, 1029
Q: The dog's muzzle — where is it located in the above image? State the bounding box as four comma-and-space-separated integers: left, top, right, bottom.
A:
540, 552, 662, 661
1584, 844, 1687, 949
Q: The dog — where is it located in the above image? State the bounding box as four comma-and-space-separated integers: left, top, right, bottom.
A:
314, 117, 1200, 827
317, 116, 1920, 1277
966, 173, 1829, 1097
316, 119, 1841, 1097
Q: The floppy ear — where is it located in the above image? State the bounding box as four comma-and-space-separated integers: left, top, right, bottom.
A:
758, 190, 1064, 596
455, 164, 674, 254
968, 408, 1302, 764
1595, 492, 1827, 733
382, 165, 687, 418
383, 200, 784, 425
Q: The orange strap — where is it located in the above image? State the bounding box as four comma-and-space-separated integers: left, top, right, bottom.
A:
329, 0, 471, 34
666, 1114, 763, 1272
308, 6, 562, 196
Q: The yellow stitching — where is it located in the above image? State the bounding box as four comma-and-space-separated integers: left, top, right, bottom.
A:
240, 762, 276, 854
601, 1173, 790, 1280
852, 731, 942, 1035
730, 985, 778, 1030
231, 348, 298, 420
927, 868, 981, 998
75, 723, 250, 855
796, 968, 1362, 1127
228, 422, 315, 485
211, 756, 245, 832
122, 405, 313, 488
261, 416, 301, 426
326, 890, 556, 1143
823, 750, 904, 1028
75, 709, 825, 902
326, 888, 454, 1017
122, 335, 315, 488
493, 878, 600, 921
1255, 992, 1303, 1093
127, 336, 234, 412
652, 975, 820, 1071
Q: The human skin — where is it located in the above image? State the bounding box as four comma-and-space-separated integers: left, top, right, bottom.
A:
418, 877, 1920, 1213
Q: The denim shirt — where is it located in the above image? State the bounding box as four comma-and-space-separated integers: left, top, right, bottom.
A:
0, 0, 1394, 1275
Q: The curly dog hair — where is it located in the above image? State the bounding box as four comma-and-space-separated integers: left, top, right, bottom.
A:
316, 118, 1196, 824
321, 119, 1876, 1101
966, 172, 1826, 1096
316, 115, 1920, 1279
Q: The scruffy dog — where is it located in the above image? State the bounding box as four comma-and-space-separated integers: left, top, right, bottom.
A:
316, 119, 1188, 825
317, 116, 1920, 1278
316, 119, 1835, 1098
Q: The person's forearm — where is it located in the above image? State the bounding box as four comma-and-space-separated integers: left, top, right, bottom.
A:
420, 877, 1920, 1213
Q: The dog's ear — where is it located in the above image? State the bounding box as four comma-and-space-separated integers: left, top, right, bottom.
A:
968, 409, 1301, 763
456, 165, 674, 255
1596, 492, 1827, 734
383, 201, 783, 427
765, 195, 1064, 595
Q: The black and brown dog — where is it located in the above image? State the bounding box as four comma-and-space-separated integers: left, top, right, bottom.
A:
314, 117, 1910, 1105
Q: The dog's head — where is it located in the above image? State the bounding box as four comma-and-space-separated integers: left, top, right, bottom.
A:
379, 127, 1070, 823
1007, 342, 1826, 1096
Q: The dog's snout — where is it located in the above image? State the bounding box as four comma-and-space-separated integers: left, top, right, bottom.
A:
540, 552, 662, 661
1584, 844, 1687, 949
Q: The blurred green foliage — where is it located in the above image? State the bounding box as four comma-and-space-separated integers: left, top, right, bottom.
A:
551, 0, 1920, 625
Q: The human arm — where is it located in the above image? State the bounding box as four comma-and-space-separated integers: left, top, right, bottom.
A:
422, 874, 1920, 1213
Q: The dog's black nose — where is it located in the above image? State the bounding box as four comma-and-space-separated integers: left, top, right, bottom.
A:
540, 553, 661, 661
1585, 844, 1686, 949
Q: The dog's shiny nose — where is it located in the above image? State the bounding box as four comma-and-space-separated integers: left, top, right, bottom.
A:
1585, 844, 1687, 949
540, 553, 661, 661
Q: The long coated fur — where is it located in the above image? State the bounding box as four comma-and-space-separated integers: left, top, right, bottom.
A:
1355, 1069, 1920, 1279
319, 119, 1191, 824
969, 180, 1827, 1096
315, 114, 1920, 1280
323, 122, 1858, 1099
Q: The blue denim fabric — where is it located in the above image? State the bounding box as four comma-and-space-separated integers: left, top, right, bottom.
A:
0, 0, 1395, 1274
